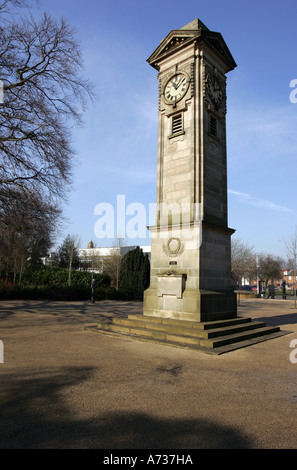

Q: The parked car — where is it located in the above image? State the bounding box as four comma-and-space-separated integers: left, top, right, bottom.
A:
233, 285, 253, 292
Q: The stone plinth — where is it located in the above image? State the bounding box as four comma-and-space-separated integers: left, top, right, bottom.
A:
143, 221, 237, 322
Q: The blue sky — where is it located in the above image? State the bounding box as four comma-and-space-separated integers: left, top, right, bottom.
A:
30, 0, 297, 259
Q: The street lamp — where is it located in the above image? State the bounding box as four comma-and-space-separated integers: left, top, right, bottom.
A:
256, 254, 262, 298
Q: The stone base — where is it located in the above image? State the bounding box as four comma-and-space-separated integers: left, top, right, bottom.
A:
143, 287, 237, 322
85, 314, 287, 355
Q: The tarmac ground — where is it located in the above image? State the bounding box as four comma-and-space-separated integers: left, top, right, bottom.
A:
0, 298, 297, 450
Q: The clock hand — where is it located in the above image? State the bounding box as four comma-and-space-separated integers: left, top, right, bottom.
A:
174, 79, 180, 89
176, 78, 185, 89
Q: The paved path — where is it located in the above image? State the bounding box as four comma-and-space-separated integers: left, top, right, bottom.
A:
0, 298, 296, 449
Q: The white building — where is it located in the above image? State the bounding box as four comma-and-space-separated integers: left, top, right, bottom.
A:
42, 242, 151, 272
78, 243, 151, 273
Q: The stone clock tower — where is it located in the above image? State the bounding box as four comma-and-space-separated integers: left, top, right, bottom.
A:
143, 19, 237, 322
88, 19, 284, 352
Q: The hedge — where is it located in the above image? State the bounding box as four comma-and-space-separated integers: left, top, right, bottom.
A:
0, 285, 137, 301
0, 266, 147, 301
18, 265, 111, 288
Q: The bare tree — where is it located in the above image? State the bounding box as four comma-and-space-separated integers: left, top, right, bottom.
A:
284, 227, 297, 308
0, 5, 93, 206
0, 189, 59, 283
103, 238, 126, 290
231, 238, 255, 286
231, 238, 256, 304
0, 1, 27, 14
258, 253, 283, 290
0, 2, 93, 281
58, 234, 81, 286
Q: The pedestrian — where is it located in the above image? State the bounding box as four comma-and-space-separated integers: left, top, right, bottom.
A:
91, 278, 96, 304
282, 279, 286, 300
267, 283, 275, 299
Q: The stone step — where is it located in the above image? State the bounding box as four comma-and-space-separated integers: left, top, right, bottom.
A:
125, 314, 251, 331
84, 305, 289, 354
89, 317, 281, 351
85, 320, 286, 354
112, 316, 266, 339
195, 321, 267, 339
199, 325, 280, 348
95, 321, 171, 341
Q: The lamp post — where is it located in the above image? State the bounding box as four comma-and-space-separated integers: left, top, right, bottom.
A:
91, 278, 96, 304
292, 252, 297, 308
256, 255, 262, 298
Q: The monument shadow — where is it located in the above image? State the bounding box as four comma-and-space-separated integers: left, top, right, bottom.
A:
0, 366, 254, 449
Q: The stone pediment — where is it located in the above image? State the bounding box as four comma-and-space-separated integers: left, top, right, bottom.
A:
202, 31, 237, 72
147, 19, 237, 73
147, 30, 199, 68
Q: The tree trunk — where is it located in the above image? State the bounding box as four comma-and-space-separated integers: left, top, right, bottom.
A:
68, 251, 73, 286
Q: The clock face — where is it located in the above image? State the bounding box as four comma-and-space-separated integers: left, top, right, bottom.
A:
207, 74, 223, 106
164, 73, 189, 104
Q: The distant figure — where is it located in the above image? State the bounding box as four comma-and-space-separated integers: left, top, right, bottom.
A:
259, 280, 263, 298
267, 283, 275, 299
91, 278, 96, 304
282, 279, 286, 300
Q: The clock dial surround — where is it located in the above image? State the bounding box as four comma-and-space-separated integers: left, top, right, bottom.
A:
207, 74, 223, 107
164, 73, 190, 105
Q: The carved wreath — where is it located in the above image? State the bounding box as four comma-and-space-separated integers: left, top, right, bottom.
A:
163, 237, 183, 257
